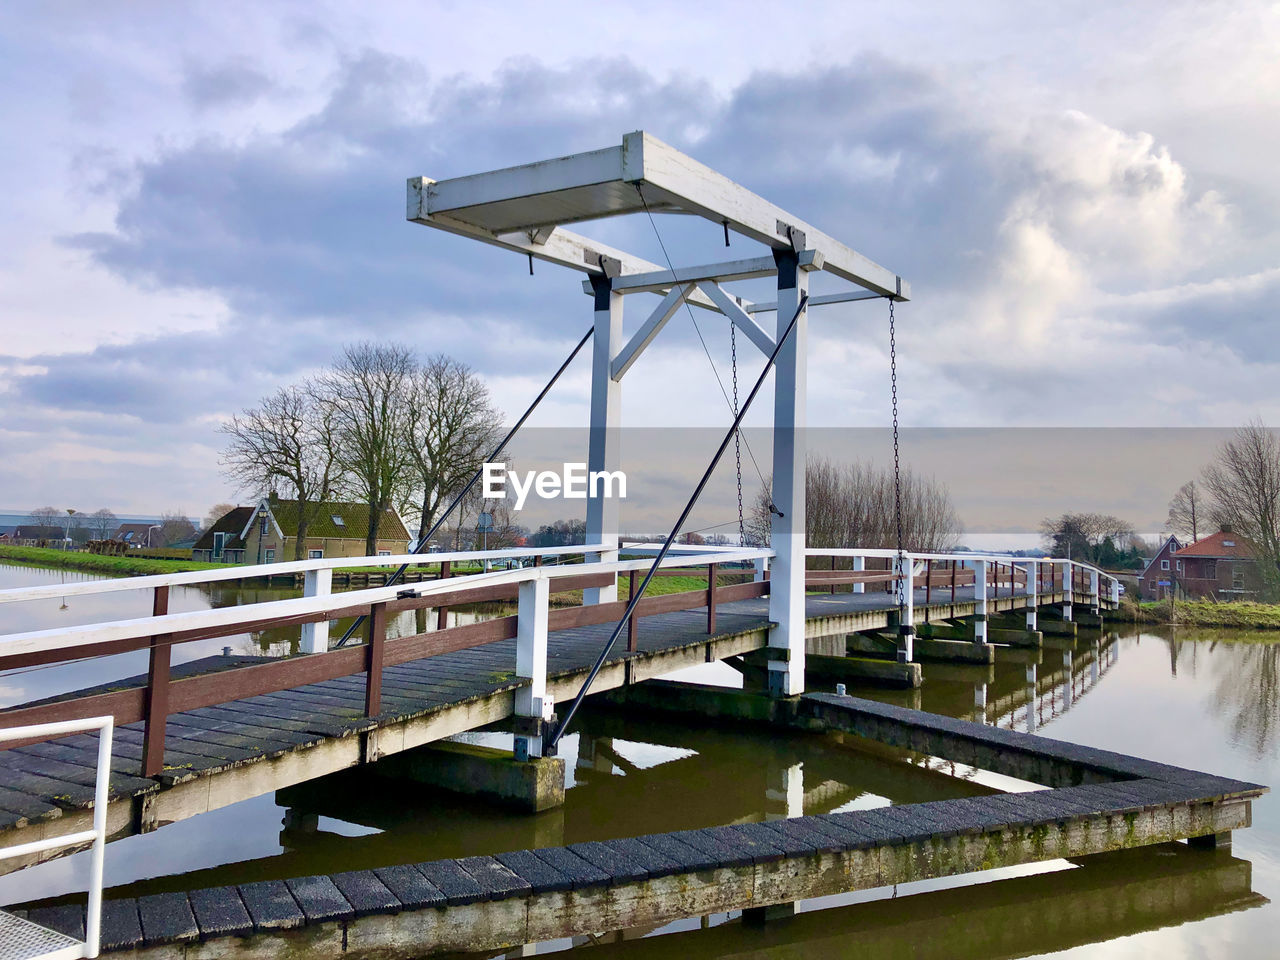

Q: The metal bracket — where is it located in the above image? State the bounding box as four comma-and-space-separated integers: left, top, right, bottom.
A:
584, 248, 622, 278
776, 219, 807, 252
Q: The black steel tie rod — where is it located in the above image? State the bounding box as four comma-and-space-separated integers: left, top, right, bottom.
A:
334, 325, 595, 647
546, 292, 811, 753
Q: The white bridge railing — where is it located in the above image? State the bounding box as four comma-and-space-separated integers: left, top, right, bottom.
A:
0, 716, 112, 959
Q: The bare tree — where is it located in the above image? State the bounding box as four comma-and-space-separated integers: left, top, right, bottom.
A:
221, 384, 338, 560
405, 354, 502, 540
318, 342, 418, 554
1040, 513, 1134, 565
1201, 421, 1280, 593
25, 506, 60, 529
158, 512, 197, 546
202, 503, 238, 531
749, 455, 962, 552
1167, 480, 1203, 542
87, 508, 118, 539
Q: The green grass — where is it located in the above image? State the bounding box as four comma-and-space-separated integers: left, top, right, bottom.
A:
1121, 595, 1280, 630
0, 544, 226, 577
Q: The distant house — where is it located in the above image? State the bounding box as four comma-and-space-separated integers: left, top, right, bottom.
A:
1137, 535, 1182, 600
192, 497, 410, 564
1172, 527, 1262, 600
114, 523, 159, 546
9, 525, 68, 544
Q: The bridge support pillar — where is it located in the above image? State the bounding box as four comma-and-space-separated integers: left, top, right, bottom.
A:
766, 249, 810, 697
1024, 561, 1038, 632
973, 560, 988, 643
300, 568, 332, 654
515, 576, 551, 759
584, 275, 622, 605
896, 557, 915, 663
1060, 562, 1073, 622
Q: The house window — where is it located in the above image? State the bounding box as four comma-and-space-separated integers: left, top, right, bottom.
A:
377, 550, 391, 557
1232, 569, 1245, 591
308, 549, 323, 560
1205, 560, 1217, 579
265, 549, 275, 562
1223, 540, 1236, 547
1160, 559, 1170, 570
332, 515, 345, 527
1176, 559, 1183, 571
213, 531, 226, 560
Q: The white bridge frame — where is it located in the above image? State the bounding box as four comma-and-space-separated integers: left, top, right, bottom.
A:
408, 131, 911, 698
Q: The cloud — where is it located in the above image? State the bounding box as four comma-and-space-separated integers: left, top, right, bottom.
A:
3, 43, 1277, 516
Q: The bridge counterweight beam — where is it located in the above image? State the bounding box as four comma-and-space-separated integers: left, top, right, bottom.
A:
766, 250, 809, 697
585, 276, 622, 605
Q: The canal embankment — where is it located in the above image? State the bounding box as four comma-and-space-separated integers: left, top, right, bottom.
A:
1118, 596, 1280, 631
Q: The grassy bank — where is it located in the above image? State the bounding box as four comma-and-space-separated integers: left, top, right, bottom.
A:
1119, 595, 1280, 630
0, 544, 225, 577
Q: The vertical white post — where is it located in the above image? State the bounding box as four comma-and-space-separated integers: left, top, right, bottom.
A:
753, 556, 769, 583
974, 559, 988, 642
897, 557, 915, 662
1024, 561, 1038, 631
300, 568, 332, 654
515, 576, 550, 758
585, 275, 622, 605
1110, 577, 1120, 606
766, 250, 809, 697
1089, 568, 1100, 614
1061, 561, 1073, 621
86, 718, 112, 958
852, 555, 865, 593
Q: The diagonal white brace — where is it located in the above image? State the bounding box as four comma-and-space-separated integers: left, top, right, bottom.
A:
610, 282, 696, 381
699, 282, 776, 357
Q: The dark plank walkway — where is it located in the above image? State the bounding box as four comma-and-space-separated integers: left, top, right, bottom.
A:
0, 583, 1035, 834
10, 694, 1263, 957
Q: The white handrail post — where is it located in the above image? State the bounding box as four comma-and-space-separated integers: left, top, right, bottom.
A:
852, 555, 865, 593
753, 556, 769, 583
85, 716, 112, 958
515, 575, 551, 759
896, 556, 915, 663
1110, 577, 1120, 606
974, 559, 988, 643
1089, 568, 1101, 617
1024, 560, 1038, 631
300, 568, 332, 654
1061, 561, 1073, 622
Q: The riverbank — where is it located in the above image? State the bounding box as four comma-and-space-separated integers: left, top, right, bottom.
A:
0, 544, 224, 576
1119, 595, 1280, 630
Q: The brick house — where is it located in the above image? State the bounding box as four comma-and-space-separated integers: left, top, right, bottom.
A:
1171, 527, 1262, 600
1138, 535, 1183, 601
192, 497, 410, 564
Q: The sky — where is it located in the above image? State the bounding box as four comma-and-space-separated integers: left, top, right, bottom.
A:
0, 1, 1277, 534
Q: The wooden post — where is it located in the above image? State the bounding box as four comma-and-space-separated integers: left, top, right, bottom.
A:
925, 559, 932, 607
142, 585, 171, 778
365, 602, 386, 717
706, 563, 718, 634
829, 555, 837, 595
436, 560, 451, 631
950, 560, 958, 601
627, 570, 639, 652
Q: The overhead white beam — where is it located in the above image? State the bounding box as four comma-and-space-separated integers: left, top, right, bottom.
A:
699, 282, 776, 357
581, 250, 823, 296
745, 290, 884, 313
622, 132, 909, 300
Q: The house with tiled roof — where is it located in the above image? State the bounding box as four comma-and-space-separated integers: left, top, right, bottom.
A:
1171, 527, 1261, 600
1138, 534, 1182, 601
192, 497, 410, 564
114, 523, 159, 546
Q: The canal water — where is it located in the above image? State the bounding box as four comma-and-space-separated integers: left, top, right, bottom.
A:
1, 561, 1277, 958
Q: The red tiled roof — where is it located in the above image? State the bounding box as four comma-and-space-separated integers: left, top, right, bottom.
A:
1173, 530, 1256, 559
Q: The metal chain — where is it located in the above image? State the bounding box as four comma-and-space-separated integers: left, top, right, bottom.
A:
731, 321, 745, 545
890, 298, 905, 613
